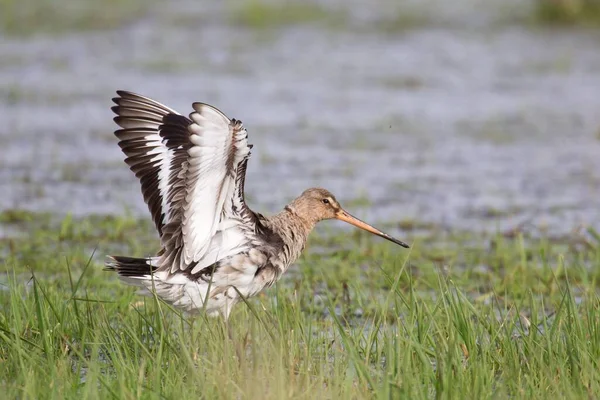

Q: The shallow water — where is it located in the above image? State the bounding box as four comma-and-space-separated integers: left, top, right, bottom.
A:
1, 0, 599, 236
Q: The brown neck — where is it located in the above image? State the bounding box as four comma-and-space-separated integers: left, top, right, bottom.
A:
285, 195, 324, 228
283, 205, 318, 232
263, 206, 316, 269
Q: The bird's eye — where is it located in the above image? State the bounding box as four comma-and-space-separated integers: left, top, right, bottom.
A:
322, 198, 330, 204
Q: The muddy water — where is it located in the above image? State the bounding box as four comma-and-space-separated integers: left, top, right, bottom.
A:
1, 0, 599, 236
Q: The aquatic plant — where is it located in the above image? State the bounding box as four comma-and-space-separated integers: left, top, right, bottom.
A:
534, 0, 600, 26
1, 213, 599, 397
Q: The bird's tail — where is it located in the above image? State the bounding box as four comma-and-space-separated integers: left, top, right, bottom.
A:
105, 255, 158, 281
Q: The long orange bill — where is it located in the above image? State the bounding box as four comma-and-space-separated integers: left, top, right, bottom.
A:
335, 210, 410, 248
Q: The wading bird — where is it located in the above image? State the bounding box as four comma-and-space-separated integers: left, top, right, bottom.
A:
105, 91, 409, 319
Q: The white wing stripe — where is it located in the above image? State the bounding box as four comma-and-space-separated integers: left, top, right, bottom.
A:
156, 147, 173, 225
114, 93, 256, 275
112, 91, 191, 236
180, 107, 240, 267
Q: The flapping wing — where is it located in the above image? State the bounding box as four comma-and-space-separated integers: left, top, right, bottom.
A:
178, 103, 254, 269
112, 91, 192, 237
112, 91, 256, 274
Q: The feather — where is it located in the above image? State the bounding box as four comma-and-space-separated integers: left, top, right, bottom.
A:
112, 91, 258, 276
112, 91, 191, 236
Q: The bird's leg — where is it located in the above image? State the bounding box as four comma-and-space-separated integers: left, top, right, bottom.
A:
224, 313, 243, 363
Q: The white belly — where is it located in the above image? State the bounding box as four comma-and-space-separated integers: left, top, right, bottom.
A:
138, 249, 275, 318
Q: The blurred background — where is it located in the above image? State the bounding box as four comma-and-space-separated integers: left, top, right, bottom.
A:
1, 0, 600, 236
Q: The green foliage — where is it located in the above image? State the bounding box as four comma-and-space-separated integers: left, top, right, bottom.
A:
1, 213, 600, 398
0, 0, 154, 36
534, 0, 600, 26
230, 0, 346, 29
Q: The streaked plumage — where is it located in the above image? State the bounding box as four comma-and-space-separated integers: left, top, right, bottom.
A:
105, 91, 409, 318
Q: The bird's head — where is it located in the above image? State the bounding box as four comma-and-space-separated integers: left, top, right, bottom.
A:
288, 187, 409, 248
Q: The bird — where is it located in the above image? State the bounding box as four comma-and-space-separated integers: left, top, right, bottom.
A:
105, 90, 409, 319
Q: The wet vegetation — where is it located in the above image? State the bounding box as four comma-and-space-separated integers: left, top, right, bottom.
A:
229, 0, 347, 30
2, 0, 600, 398
1, 212, 599, 398
0, 0, 154, 36
534, 0, 600, 26
3, 0, 600, 38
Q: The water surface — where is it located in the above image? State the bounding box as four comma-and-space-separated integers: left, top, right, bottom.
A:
1, 0, 599, 236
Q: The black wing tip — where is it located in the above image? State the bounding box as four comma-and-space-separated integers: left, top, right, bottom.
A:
113, 115, 124, 126
112, 90, 135, 106
116, 90, 134, 97
113, 90, 142, 104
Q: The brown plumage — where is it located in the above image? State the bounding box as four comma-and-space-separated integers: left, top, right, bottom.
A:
105, 91, 409, 319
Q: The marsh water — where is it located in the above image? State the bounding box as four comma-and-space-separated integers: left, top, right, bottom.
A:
1, 0, 600, 236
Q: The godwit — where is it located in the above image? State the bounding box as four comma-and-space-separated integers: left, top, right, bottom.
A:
105, 91, 409, 319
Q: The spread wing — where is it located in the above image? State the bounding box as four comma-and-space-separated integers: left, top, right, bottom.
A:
112, 91, 191, 237
112, 91, 257, 274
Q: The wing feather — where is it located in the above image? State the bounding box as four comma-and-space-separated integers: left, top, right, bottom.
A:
112, 91, 257, 275
112, 91, 191, 236
169, 103, 254, 271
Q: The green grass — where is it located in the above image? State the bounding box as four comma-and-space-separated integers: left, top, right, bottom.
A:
1, 212, 600, 398
228, 0, 430, 33
533, 0, 600, 26
0, 0, 154, 36
229, 0, 346, 30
